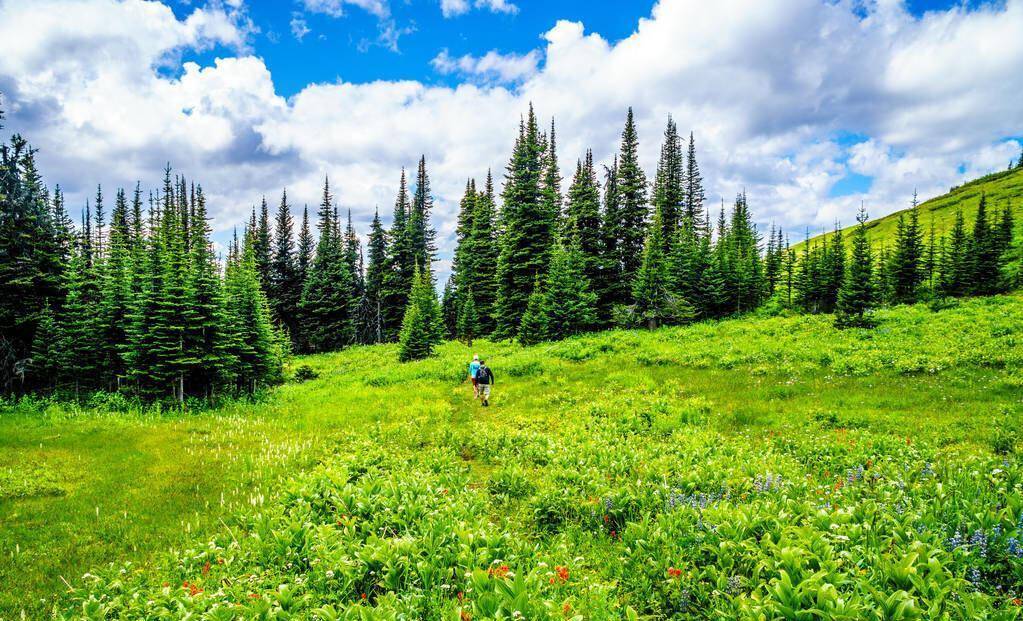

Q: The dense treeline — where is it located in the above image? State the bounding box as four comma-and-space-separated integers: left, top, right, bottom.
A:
1, 103, 1019, 397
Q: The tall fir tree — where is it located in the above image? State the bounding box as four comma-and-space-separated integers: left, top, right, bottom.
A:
614, 107, 649, 299
564, 151, 603, 288
889, 193, 924, 304
836, 207, 874, 326
651, 116, 684, 248
542, 241, 598, 340
495, 105, 548, 337
468, 171, 499, 334
301, 177, 355, 351
409, 156, 437, 271
269, 190, 301, 346
683, 132, 706, 230
382, 169, 415, 340
632, 208, 674, 329
398, 264, 442, 361
363, 208, 388, 344
969, 194, 1001, 295
253, 196, 273, 291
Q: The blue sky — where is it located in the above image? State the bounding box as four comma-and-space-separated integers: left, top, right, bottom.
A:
1, 0, 1021, 277
172, 1, 995, 96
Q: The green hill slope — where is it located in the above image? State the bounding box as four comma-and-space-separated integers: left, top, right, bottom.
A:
4, 295, 1021, 618
796, 166, 1023, 253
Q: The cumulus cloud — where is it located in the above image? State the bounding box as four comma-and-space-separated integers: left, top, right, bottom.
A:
2, 0, 1023, 282
431, 49, 540, 83
440, 0, 518, 18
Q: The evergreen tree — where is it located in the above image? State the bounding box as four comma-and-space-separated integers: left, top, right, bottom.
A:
564, 151, 603, 287
495, 105, 548, 337
517, 278, 548, 346
398, 264, 442, 361
456, 285, 479, 347
301, 177, 355, 351
651, 116, 684, 248
468, 171, 499, 333
29, 300, 61, 389
836, 207, 874, 326
59, 240, 102, 393
822, 224, 845, 312
683, 132, 706, 229
253, 196, 272, 291
890, 193, 924, 304
269, 190, 301, 346
441, 276, 457, 338
185, 186, 230, 397
97, 188, 132, 387
632, 209, 675, 329
451, 179, 478, 305
614, 107, 649, 297
409, 156, 437, 270
598, 155, 624, 320
542, 241, 598, 340
224, 228, 284, 392
540, 119, 563, 235
363, 208, 388, 344
969, 194, 1001, 295
381, 169, 415, 340
668, 215, 710, 317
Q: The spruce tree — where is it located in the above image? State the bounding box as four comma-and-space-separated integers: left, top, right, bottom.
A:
468, 171, 499, 333
364, 208, 388, 344
598, 155, 624, 319
495, 106, 547, 337
683, 132, 706, 230
301, 178, 355, 351
269, 190, 301, 345
651, 116, 684, 248
540, 119, 563, 235
890, 193, 924, 304
635, 208, 693, 328
969, 194, 1002, 295
542, 241, 598, 340
441, 276, 457, 338
97, 188, 132, 387
517, 278, 548, 346
614, 107, 649, 296
253, 196, 273, 291
382, 169, 415, 340
409, 156, 437, 270
398, 264, 442, 362
451, 179, 478, 304
456, 285, 479, 347
564, 151, 603, 287
836, 207, 874, 326
29, 300, 61, 389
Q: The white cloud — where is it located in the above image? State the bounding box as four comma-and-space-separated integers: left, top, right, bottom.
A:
432, 49, 540, 83
441, 0, 518, 18
2, 0, 1023, 284
301, 0, 390, 19
290, 14, 310, 41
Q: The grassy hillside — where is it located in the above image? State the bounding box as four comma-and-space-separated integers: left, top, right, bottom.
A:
4, 295, 1023, 618
796, 166, 1023, 253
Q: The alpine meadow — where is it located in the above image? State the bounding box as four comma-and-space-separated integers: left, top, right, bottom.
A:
2, 0, 1023, 619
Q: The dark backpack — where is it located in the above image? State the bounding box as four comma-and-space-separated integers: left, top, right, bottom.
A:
478, 366, 492, 384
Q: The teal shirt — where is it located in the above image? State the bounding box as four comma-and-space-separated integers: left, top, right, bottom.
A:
469, 361, 481, 378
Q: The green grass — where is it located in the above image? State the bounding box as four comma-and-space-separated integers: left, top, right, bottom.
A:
796, 166, 1023, 254
4, 295, 1023, 619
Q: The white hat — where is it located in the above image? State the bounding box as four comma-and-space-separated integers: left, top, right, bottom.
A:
473, 354, 479, 360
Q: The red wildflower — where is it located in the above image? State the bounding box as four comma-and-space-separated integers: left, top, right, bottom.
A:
563, 602, 572, 614
1012, 598, 1022, 606
361, 593, 367, 600
457, 591, 464, 601
488, 564, 510, 579
181, 581, 202, 596
667, 567, 683, 578
554, 565, 569, 583
202, 561, 211, 576
249, 593, 260, 599
217, 557, 225, 565
610, 530, 617, 539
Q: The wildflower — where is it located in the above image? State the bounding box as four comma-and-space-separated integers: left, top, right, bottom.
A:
967, 567, 982, 585
460, 611, 472, 621
361, 593, 367, 600
727, 575, 742, 594
1012, 597, 1022, 606
457, 591, 464, 601
667, 567, 683, 578
202, 561, 211, 576
249, 593, 260, 599
553, 565, 569, 583
563, 602, 571, 614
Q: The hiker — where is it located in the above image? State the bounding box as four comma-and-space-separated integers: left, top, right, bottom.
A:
468, 354, 481, 398
476, 359, 494, 406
